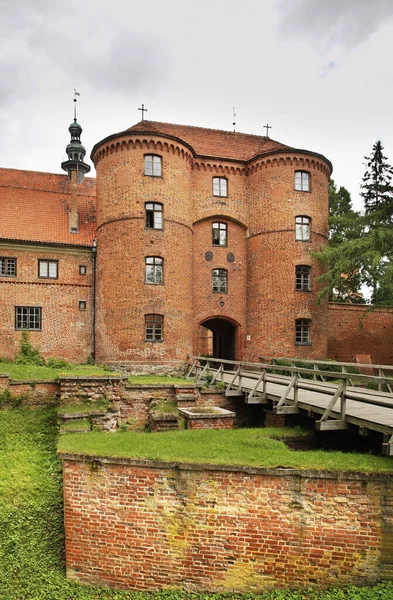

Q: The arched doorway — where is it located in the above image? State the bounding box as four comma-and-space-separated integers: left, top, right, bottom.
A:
199, 317, 238, 361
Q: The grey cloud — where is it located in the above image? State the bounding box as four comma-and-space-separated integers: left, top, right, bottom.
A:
278, 0, 393, 49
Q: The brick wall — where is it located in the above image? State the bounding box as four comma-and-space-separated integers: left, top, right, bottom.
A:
0, 244, 93, 361
328, 303, 393, 365
61, 456, 393, 592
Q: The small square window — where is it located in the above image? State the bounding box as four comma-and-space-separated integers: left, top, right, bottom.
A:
144, 155, 162, 177
213, 177, 228, 197
15, 306, 42, 330
0, 257, 16, 276
38, 259, 58, 279
79, 265, 87, 275
79, 300, 87, 311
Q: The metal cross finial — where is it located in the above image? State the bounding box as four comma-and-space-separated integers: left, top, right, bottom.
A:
264, 123, 272, 137
73, 89, 80, 121
138, 103, 148, 120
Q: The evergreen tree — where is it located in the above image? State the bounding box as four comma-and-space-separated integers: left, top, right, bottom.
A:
316, 142, 393, 306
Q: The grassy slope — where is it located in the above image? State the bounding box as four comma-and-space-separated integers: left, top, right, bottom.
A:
1, 408, 393, 600
58, 427, 393, 472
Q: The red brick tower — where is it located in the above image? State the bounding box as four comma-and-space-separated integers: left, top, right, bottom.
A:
91, 121, 331, 369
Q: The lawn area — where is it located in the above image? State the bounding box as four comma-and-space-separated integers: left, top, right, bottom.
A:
0, 360, 121, 380
58, 427, 393, 472
1, 407, 393, 599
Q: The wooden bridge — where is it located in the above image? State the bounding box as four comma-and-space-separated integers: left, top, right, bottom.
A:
187, 356, 393, 456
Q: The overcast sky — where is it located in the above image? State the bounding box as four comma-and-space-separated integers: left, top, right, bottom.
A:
1, 0, 393, 210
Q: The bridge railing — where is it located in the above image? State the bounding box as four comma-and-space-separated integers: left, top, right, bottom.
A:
187, 356, 393, 454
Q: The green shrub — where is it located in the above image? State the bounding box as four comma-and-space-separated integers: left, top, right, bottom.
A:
15, 331, 45, 366
46, 357, 72, 370
0, 387, 13, 405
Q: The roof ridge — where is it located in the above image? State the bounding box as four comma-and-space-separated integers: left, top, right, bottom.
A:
130, 119, 282, 142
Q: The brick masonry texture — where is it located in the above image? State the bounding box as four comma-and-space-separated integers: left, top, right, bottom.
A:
61, 456, 393, 593
328, 303, 393, 365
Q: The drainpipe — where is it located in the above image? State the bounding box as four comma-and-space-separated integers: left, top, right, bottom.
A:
91, 238, 97, 362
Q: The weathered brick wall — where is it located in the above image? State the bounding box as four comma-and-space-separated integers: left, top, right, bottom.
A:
0, 375, 59, 404
0, 245, 93, 361
60, 376, 127, 403
246, 156, 330, 361
61, 456, 393, 592
93, 135, 194, 367
328, 303, 393, 365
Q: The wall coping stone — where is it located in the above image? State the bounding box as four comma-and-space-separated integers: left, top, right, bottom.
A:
150, 412, 179, 421
58, 452, 393, 480
179, 407, 235, 419
125, 383, 176, 389
5, 378, 58, 384
199, 389, 225, 395
60, 375, 127, 382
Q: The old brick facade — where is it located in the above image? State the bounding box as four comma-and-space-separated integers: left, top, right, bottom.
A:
61, 455, 393, 592
0, 117, 391, 367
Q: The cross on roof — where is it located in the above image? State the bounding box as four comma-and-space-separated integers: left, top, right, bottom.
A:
138, 103, 148, 120
264, 123, 272, 137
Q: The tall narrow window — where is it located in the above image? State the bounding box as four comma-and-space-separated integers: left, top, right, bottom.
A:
145, 314, 163, 341
15, 306, 42, 330
295, 319, 311, 345
145, 256, 163, 284
212, 268, 228, 293
145, 202, 163, 229
144, 155, 162, 177
295, 216, 310, 241
0, 257, 16, 276
212, 177, 228, 197
295, 171, 310, 191
38, 259, 58, 279
296, 265, 311, 291
212, 222, 227, 246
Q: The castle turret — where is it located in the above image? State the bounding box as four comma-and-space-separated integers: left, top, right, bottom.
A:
61, 118, 91, 182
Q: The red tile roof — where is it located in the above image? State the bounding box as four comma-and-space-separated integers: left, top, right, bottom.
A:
126, 120, 295, 161
0, 168, 96, 246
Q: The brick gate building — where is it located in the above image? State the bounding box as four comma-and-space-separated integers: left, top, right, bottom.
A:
3, 116, 369, 372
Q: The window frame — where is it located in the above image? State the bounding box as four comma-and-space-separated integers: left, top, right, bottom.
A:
295, 265, 311, 291
0, 257, 17, 277
145, 202, 163, 230
212, 268, 228, 293
145, 314, 163, 342
212, 222, 228, 247
79, 265, 87, 276
295, 170, 310, 192
295, 216, 311, 241
145, 256, 164, 285
144, 154, 162, 177
295, 319, 311, 345
15, 306, 42, 331
38, 259, 58, 280
79, 300, 87, 311
212, 177, 228, 197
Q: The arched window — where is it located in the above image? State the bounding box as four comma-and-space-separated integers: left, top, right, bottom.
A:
145, 202, 163, 229
212, 177, 228, 197
144, 154, 162, 177
212, 268, 228, 293
212, 222, 227, 246
295, 171, 310, 192
295, 319, 311, 345
295, 216, 311, 241
295, 265, 311, 291
145, 314, 163, 341
145, 256, 163, 284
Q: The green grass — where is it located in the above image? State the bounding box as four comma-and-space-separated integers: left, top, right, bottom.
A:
0, 360, 121, 381
58, 427, 393, 472
2, 408, 393, 600
57, 399, 110, 415
60, 418, 91, 432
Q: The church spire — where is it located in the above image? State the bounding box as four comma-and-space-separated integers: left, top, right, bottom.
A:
61, 91, 90, 182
